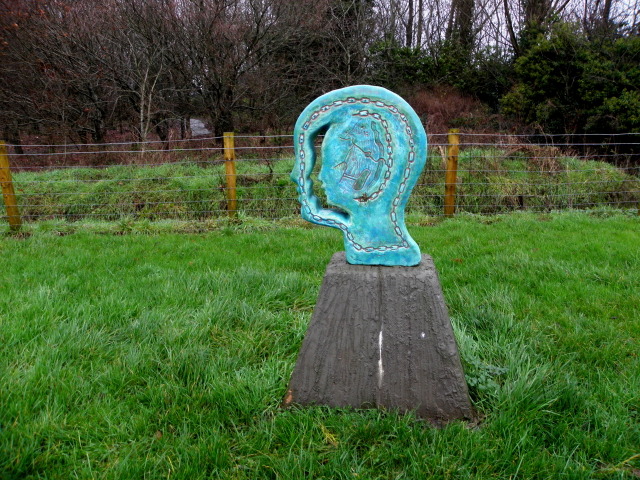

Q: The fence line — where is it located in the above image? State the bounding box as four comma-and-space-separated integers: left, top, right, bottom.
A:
7, 141, 640, 155
5, 131, 638, 149
6, 159, 638, 173
18, 187, 636, 203
1, 131, 639, 229
3, 133, 296, 148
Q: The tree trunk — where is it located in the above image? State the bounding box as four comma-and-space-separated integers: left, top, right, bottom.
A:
446, 0, 475, 51
524, 0, 550, 27
213, 113, 233, 139
92, 117, 105, 144
416, 0, 424, 47
180, 116, 191, 139
5, 123, 24, 155
504, 0, 520, 56
154, 116, 170, 150
406, 0, 414, 47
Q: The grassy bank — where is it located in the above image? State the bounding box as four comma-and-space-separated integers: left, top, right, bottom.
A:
5, 150, 639, 222
1, 211, 639, 479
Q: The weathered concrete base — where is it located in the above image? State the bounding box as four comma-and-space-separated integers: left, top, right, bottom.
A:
284, 252, 472, 423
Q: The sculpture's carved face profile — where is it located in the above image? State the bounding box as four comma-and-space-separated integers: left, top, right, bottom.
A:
291, 85, 428, 266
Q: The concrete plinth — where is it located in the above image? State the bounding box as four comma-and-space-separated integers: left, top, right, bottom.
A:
284, 252, 472, 423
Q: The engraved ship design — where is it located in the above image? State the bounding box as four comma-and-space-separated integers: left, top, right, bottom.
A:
336, 119, 386, 193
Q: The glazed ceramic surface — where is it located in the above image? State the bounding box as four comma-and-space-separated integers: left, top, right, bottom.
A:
291, 85, 428, 266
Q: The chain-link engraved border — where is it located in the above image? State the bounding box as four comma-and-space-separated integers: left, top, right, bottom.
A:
296, 96, 417, 252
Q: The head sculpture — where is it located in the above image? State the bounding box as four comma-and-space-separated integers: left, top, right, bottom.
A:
291, 85, 427, 266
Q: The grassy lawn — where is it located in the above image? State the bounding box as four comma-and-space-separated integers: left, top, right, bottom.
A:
1, 211, 639, 479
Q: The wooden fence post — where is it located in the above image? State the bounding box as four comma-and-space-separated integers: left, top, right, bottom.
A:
223, 132, 237, 218
444, 129, 460, 217
0, 142, 22, 231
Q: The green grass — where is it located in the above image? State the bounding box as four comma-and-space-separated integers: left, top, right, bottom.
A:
1, 211, 639, 479
5, 150, 639, 221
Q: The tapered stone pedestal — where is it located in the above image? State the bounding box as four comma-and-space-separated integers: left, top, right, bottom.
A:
284, 252, 472, 423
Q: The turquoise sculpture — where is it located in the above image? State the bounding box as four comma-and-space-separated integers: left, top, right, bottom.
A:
291, 85, 427, 266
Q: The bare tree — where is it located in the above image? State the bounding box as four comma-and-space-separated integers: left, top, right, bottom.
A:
180, 0, 313, 136
551, 0, 640, 37
0, 0, 120, 145
446, 0, 476, 50
100, 0, 186, 146
501, 0, 572, 55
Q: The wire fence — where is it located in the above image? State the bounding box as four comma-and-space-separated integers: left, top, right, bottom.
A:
1, 132, 639, 226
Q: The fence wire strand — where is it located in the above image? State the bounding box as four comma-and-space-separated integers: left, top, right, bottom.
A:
2, 133, 639, 223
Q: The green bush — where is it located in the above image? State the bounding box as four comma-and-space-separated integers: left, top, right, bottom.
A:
369, 41, 512, 110
501, 22, 640, 135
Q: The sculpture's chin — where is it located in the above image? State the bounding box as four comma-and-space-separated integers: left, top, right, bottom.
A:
343, 240, 422, 267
